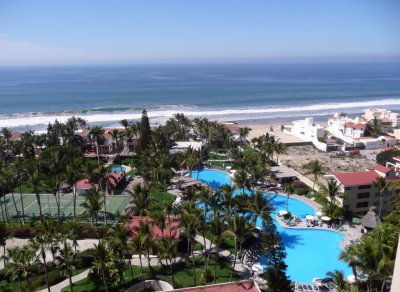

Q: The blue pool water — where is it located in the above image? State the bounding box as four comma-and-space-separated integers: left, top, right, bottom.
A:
191, 169, 352, 282
110, 165, 126, 173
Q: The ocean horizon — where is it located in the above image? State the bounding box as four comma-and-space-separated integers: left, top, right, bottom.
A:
1, 61, 400, 132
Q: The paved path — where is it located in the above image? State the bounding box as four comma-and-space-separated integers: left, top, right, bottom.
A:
38, 269, 90, 292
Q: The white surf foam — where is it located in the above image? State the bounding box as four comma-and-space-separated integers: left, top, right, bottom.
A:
1, 98, 399, 129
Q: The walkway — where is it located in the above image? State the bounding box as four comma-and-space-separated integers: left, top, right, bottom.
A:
38, 269, 90, 292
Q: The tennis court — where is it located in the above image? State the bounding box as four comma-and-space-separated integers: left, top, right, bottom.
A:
1, 193, 130, 222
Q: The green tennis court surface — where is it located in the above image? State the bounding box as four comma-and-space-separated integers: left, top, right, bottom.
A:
1, 193, 130, 223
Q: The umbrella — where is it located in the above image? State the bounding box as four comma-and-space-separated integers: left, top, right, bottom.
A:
251, 263, 264, 273
306, 215, 315, 220
347, 275, 356, 283
226, 166, 232, 170
321, 216, 331, 221
231, 169, 237, 174
316, 211, 323, 216
279, 210, 288, 216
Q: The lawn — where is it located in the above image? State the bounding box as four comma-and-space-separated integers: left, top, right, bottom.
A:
64, 254, 240, 291
148, 188, 176, 215
204, 230, 236, 254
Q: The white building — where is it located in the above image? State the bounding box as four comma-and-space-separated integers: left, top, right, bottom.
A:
284, 117, 324, 140
364, 108, 400, 127
327, 113, 367, 141
353, 136, 397, 150
170, 141, 203, 154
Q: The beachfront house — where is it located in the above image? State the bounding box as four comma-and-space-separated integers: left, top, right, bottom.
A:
363, 108, 400, 127
324, 164, 399, 215
327, 114, 367, 142
284, 117, 324, 141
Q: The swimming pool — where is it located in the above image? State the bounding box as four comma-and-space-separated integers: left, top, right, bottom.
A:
110, 165, 126, 173
191, 169, 352, 282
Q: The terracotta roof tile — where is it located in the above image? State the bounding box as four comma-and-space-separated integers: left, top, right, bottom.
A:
172, 281, 260, 292
333, 170, 381, 187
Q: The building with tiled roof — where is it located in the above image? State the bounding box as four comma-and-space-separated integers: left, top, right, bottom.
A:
171, 280, 261, 292
126, 216, 181, 240
325, 165, 399, 215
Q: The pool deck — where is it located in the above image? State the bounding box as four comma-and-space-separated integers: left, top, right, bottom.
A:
275, 214, 363, 250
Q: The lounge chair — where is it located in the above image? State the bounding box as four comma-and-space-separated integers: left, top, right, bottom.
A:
313, 285, 320, 291
307, 285, 313, 291
302, 284, 309, 291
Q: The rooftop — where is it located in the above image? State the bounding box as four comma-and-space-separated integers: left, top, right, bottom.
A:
126, 216, 181, 240
270, 165, 298, 179
332, 170, 381, 187
171, 281, 260, 292
375, 164, 392, 174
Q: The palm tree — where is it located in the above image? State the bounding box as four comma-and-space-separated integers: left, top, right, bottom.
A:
89, 126, 105, 164
224, 214, 258, 281
274, 142, 287, 164
130, 234, 146, 286
210, 216, 224, 284
1, 127, 12, 150
283, 182, 295, 212
138, 221, 154, 271
107, 223, 134, 280
0, 167, 21, 225
26, 161, 44, 222
374, 177, 388, 217
80, 188, 105, 241
181, 147, 198, 177
238, 127, 251, 144
110, 129, 121, 153
127, 184, 152, 218
56, 243, 80, 292
250, 190, 272, 225
65, 157, 85, 220
30, 234, 51, 292
181, 206, 201, 286
326, 179, 341, 203
339, 244, 360, 283
305, 160, 324, 191
93, 242, 109, 292
157, 237, 177, 287
0, 222, 9, 267
5, 245, 37, 292
326, 270, 346, 292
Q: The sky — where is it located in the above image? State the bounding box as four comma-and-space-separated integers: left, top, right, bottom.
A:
0, 0, 399, 65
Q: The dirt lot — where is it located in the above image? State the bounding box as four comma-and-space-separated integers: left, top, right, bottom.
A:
279, 145, 376, 187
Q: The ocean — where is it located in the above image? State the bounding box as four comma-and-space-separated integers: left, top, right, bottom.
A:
1, 62, 400, 132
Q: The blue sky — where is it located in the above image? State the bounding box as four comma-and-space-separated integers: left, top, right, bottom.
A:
0, 0, 399, 65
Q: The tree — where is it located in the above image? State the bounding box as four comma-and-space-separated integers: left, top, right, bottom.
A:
92, 242, 110, 292
210, 215, 224, 284
283, 182, 295, 212
238, 127, 251, 144
305, 160, 324, 191
57, 243, 80, 292
130, 234, 146, 286
89, 126, 105, 164
140, 109, 151, 150
107, 223, 134, 280
0, 223, 9, 268
30, 234, 51, 292
250, 190, 273, 225
374, 177, 388, 217
224, 214, 258, 281
26, 161, 45, 222
157, 237, 177, 287
274, 142, 287, 164
326, 270, 346, 292
181, 204, 201, 286
80, 188, 105, 241
5, 245, 37, 292
260, 214, 292, 292
126, 184, 152, 218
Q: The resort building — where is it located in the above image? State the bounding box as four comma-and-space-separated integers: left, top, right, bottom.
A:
363, 108, 400, 127
74, 172, 126, 196
284, 117, 324, 141
324, 164, 399, 215
170, 280, 261, 292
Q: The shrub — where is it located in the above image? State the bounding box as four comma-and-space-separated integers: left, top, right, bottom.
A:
376, 149, 400, 166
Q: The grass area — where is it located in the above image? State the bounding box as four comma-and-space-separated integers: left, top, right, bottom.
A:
204, 230, 236, 254
148, 188, 176, 215
3, 268, 88, 292
64, 254, 240, 291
